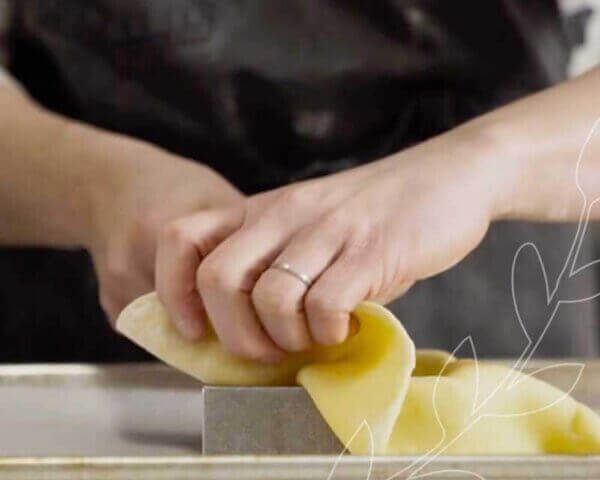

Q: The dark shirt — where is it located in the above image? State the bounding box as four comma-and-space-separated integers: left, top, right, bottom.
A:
1, 0, 598, 361
8, 0, 571, 191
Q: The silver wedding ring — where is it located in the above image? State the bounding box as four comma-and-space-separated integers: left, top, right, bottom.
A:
270, 262, 312, 287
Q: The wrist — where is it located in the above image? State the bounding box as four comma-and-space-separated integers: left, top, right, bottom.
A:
447, 118, 523, 222
28, 115, 105, 250
382, 118, 522, 224
459, 114, 580, 223
56, 122, 149, 251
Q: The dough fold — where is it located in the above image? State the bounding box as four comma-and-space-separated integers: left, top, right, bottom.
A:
117, 292, 600, 455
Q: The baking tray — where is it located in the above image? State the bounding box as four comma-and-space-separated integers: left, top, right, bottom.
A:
0, 360, 599, 479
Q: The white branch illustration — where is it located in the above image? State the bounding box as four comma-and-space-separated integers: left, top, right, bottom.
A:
327, 117, 600, 480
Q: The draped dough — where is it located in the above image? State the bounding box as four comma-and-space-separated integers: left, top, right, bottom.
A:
117, 292, 600, 455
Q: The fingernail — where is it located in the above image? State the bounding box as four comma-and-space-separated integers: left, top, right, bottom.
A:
178, 317, 204, 340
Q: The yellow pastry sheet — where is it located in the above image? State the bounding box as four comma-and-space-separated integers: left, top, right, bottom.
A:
117, 292, 600, 455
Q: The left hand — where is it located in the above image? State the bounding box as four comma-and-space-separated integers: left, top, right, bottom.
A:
87, 140, 243, 324
156, 131, 507, 362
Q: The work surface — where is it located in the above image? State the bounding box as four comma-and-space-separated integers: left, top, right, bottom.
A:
0, 363, 204, 456
1, 361, 600, 479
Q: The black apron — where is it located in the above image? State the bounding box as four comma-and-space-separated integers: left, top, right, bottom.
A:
2, 0, 598, 361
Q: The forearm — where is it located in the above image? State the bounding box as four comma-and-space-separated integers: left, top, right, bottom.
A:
0, 86, 156, 248
383, 67, 600, 225
454, 67, 600, 223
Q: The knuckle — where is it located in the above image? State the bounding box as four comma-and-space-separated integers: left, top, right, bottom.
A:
196, 262, 221, 291
346, 225, 383, 255
278, 185, 314, 209
322, 209, 349, 231
196, 259, 234, 292
160, 218, 191, 246
311, 211, 351, 245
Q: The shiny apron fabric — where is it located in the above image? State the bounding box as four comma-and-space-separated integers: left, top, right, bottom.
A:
1, 0, 597, 361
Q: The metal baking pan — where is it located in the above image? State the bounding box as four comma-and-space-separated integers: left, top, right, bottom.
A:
0, 360, 599, 479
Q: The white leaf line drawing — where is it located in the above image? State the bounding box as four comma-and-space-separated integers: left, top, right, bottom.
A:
325, 420, 374, 480
383, 337, 483, 480
327, 117, 600, 480
410, 470, 485, 480
401, 117, 600, 479
486, 362, 585, 415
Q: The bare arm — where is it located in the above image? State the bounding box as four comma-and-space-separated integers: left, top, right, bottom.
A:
152, 66, 600, 360
459, 66, 600, 223
0, 79, 242, 319
0, 83, 125, 248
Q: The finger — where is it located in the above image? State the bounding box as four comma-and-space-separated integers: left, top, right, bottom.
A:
196, 213, 297, 362
251, 218, 346, 351
305, 249, 375, 345
156, 207, 243, 340
304, 244, 414, 344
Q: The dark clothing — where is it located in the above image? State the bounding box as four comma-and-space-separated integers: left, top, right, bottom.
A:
8, 0, 570, 192
1, 0, 598, 361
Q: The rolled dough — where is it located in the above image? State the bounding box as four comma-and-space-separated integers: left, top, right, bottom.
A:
117, 292, 600, 455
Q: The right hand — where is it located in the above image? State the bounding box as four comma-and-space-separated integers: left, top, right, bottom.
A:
153, 131, 503, 362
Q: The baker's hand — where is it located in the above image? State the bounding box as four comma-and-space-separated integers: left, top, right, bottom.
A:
156, 130, 509, 362
88, 139, 242, 323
